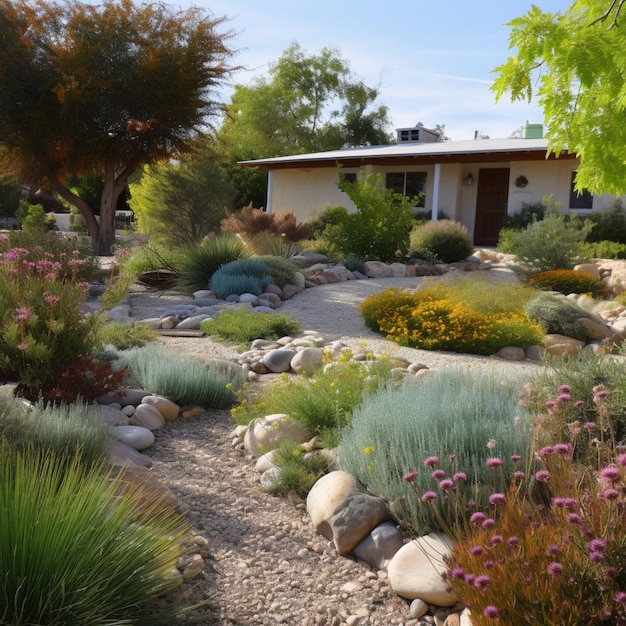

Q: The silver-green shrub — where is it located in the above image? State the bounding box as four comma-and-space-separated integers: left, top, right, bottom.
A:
339, 368, 532, 537
117, 343, 245, 408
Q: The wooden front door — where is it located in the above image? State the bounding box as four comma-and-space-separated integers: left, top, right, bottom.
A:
473, 168, 510, 246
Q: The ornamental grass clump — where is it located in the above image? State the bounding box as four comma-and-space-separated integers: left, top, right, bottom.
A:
359, 277, 543, 355
209, 258, 274, 298
200, 308, 300, 344
443, 389, 626, 625
339, 368, 532, 537
0, 441, 190, 626
116, 343, 245, 408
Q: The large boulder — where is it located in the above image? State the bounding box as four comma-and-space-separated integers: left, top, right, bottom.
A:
387, 533, 458, 606
243, 414, 310, 456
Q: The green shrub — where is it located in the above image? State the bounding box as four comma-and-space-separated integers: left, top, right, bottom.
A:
343, 253, 366, 274
527, 269, 606, 297
580, 240, 626, 259
502, 201, 547, 230
320, 170, 415, 261
16, 201, 47, 233
116, 343, 245, 408
496, 227, 517, 253
507, 213, 594, 277
585, 200, 626, 243
307, 205, 348, 238
0, 442, 189, 625
200, 308, 299, 344
266, 440, 330, 499
232, 358, 395, 448
409, 219, 474, 263
524, 291, 604, 341
339, 368, 532, 537
209, 258, 274, 298
96, 321, 158, 350
256, 255, 298, 288
118, 242, 183, 277
175, 233, 248, 294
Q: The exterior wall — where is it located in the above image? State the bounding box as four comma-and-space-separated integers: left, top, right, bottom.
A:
268, 156, 626, 227
269, 168, 357, 221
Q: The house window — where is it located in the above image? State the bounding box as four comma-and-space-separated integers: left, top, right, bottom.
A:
399, 129, 421, 142
569, 172, 593, 210
385, 172, 426, 207
341, 172, 357, 185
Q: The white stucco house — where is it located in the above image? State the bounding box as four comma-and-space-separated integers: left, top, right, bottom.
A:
239, 124, 626, 246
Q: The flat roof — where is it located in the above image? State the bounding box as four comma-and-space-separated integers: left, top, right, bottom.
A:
238, 137, 574, 169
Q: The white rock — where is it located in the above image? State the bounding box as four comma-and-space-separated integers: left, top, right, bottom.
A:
141, 395, 180, 421
387, 533, 458, 606
290, 347, 324, 374
243, 413, 310, 456
130, 403, 166, 430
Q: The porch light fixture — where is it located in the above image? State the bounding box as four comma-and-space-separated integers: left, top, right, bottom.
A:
465, 172, 474, 186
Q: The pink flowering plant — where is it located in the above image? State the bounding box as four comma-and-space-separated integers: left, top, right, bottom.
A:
0, 237, 99, 397
438, 388, 626, 624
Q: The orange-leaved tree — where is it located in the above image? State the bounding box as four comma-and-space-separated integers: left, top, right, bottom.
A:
0, 0, 237, 254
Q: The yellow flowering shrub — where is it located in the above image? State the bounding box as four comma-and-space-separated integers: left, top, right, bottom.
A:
359, 282, 544, 355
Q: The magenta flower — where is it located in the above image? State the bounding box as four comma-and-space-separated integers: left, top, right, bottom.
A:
489, 493, 506, 505
553, 443, 572, 455
584, 421, 597, 430
403, 471, 418, 482
470, 545, 485, 557
594, 389, 609, 400
567, 513, 582, 525
589, 539, 606, 552
539, 446, 554, 457
424, 456, 439, 467
557, 384, 571, 394
432, 469, 445, 480
547, 561, 563, 576
439, 479, 454, 490
590, 551, 605, 564
510, 454, 521, 462
507, 536, 519, 548
453, 472, 467, 482
574, 400, 585, 408
546, 544, 561, 556
545, 400, 556, 409
486, 457, 503, 468
600, 466, 621, 485
449, 567, 465, 580
470, 512, 486, 525
602, 488, 619, 501
475, 575, 491, 591
490, 535, 503, 545
614, 591, 626, 604
17, 343, 28, 350
481, 518, 496, 530
557, 393, 571, 404
464, 573, 475, 585
535, 470, 551, 483
421, 491, 437, 503
606, 566, 618, 578
618, 454, 626, 468
512, 470, 525, 481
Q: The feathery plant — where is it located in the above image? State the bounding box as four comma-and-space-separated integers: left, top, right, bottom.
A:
0, 441, 190, 625
0, 396, 116, 470
339, 368, 532, 537
208, 257, 274, 298
117, 343, 245, 407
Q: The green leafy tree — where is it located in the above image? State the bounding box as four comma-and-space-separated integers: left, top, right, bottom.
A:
0, 0, 236, 254
493, 1, 626, 195
220, 43, 393, 207
128, 148, 235, 246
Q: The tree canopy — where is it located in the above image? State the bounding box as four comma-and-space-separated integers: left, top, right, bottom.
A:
492, 0, 626, 196
0, 0, 237, 253
221, 43, 393, 158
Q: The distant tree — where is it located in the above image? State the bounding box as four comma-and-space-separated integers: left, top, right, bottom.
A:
493, 1, 626, 195
0, 0, 236, 254
128, 148, 235, 246
220, 43, 393, 207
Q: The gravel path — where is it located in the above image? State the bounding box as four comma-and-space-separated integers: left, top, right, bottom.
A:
135, 269, 543, 625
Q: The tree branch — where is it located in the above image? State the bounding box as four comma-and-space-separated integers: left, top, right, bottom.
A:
587, 0, 626, 28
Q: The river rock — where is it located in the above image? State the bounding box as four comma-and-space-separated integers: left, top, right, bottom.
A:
352, 520, 404, 570
387, 533, 457, 606
117, 425, 155, 451
130, 403, 166, 430
243, 413, 310, 456
141, 395, 181, 421
290, 347, 324, 374
262, 349, 297, 373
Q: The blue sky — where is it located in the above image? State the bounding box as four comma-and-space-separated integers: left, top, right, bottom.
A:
179, 0, 571, 141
